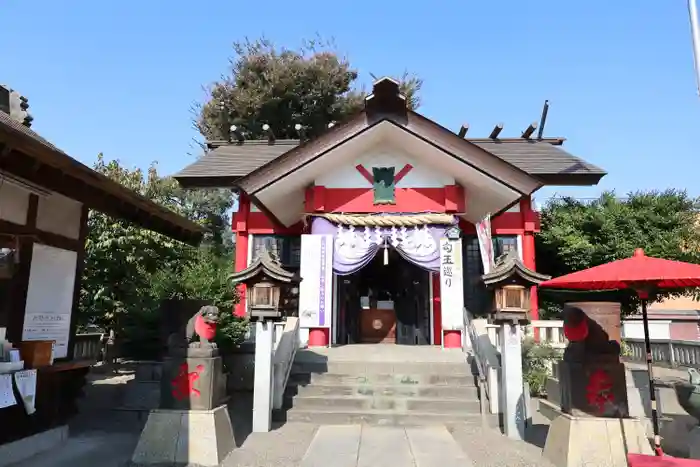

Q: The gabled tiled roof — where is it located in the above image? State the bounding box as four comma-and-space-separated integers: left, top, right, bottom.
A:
175, 77, 605, 190
473, 140, 605, 179
175, 138, 605, 188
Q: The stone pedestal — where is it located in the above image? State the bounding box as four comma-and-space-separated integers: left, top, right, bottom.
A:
160, 355, 226, 410
130, 405, 235, 466
558, 361, 629, 417
543, 412, 652, 467
132, 350, 234, 465
542, 302, 648, 466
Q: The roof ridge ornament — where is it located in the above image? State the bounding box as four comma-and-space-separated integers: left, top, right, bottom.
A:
365, 77, 407, 118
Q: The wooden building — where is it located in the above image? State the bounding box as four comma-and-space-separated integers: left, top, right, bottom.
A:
175, 77, 606, 349
0, 110, 205, 459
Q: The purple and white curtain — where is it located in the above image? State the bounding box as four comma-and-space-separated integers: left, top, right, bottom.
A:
310, 216, 456, 275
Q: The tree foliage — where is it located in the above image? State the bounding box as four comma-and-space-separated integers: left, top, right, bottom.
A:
79, 154, 236, 333
536, 190, 700, 314
195, 37, 423, 140
80, 37, 423, 353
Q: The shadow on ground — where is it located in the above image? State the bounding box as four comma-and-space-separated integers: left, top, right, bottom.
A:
493, 409, 550, 450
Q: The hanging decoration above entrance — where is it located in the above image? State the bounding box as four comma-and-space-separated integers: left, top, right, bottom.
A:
310, 215, 456, 275
308, 213, 455, 227
337, 223, 437, 265
355, 164, 413, 205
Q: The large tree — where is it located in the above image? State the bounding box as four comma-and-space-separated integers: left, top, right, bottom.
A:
536, 190, 700, 314
79, 154, 234, 331
195, 37, 423, 141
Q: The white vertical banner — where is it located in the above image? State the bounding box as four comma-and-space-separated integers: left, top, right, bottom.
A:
440, 237, 464, 330
475, 213, 495, 274
299, 234, 333, 329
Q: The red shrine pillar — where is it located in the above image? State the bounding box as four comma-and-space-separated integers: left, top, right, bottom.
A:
233, 192, 250, 318
520, 197, 539, 322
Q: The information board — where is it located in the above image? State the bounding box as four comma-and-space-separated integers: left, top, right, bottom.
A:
22, 244, 77, 359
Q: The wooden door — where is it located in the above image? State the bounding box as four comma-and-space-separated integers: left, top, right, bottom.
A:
337, 274, 361, 345
395, 265, 431, 345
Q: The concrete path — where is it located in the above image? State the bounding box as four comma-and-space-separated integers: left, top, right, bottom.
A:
10, 432, 139, 467
298, 425, 472, 467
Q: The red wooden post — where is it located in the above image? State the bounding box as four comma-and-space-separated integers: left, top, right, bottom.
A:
234, 192, 250, 317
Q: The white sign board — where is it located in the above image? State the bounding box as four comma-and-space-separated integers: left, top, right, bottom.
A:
22, 244, 77, 359
439, 238, 464, 330
299, 234, 333, 329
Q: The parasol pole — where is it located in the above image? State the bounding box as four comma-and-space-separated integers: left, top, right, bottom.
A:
639, 293, 662, 454
690, 0, 700, 96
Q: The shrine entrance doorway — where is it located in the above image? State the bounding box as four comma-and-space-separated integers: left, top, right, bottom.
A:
335, 248, 431, 345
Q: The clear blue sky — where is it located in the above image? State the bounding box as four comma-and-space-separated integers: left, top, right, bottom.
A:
2, 1, 699, 203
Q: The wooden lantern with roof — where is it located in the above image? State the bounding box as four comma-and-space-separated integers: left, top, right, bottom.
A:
481, 251, 551, 324
229, 247, 302, 321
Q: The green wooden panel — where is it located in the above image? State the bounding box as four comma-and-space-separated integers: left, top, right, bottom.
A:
372, 167, 396, 204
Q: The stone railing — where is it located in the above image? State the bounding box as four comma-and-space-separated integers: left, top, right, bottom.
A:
271, 317, 300, 409
72, 333, 103, 362
485, 320, 567, 349
464, 310, 497, 418
624, 338, 700, 368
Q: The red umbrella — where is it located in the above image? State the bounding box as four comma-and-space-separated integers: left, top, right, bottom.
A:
539, 248, 700, 455
539, 248, 700, 290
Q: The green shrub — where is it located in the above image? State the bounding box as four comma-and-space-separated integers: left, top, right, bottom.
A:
119, 306, 163, 360
620, 339, 632, 357
215, 312, 249, 351
522, 337, 562, 396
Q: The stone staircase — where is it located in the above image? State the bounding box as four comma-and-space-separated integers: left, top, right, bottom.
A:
274, 346, 493, 426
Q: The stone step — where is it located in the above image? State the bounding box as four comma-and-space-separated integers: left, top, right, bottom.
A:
286, 382, 479, 399
273, 407, 494, 426
291, 360, 472, 377
283, 394, 481, 413
288, 372, 476, 387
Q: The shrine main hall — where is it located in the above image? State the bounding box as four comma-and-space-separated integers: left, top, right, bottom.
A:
175, 78, 605, 349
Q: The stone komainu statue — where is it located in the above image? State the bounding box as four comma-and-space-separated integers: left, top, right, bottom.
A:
562, 304, 621, 363
167, 305, 221, 356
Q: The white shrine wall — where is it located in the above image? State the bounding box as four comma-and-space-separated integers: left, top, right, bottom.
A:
314, 147, 454, 188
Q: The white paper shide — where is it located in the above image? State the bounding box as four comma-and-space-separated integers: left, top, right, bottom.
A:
14, 369, 37, 414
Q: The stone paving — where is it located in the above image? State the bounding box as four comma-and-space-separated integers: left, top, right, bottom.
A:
10, 359, 696, 466
222, 422, 555, 467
